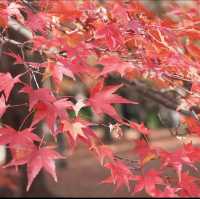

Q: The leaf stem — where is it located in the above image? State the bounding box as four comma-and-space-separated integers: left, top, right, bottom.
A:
18, 110, 34, 131
8, 103, 28, 108
39, 133, 46, 148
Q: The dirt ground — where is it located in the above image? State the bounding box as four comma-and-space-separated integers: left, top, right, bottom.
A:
22, 129, 200, 198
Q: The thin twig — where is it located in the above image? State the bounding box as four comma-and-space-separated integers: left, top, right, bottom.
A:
8, 103, 28, 108
114, 155, 141, 170
18, 110, 34, 131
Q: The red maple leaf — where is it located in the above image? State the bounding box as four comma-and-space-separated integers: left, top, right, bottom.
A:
177, 29, 200, 40
26, 146, 64, 191
21, 86, 73, 134
185, 117, 200, 137
48, 0, 82, 23
31, 98, 73, 135
86, 79, 137, 122
90, 144, 114, 165
25, 11, 48, 34
178, 171, 200, 197
132, 169, 165, 197
4, 51, 24, 65
0, 126, 40, 145
95, 22, 123, 51
0, 73, 20, 101
0, 1, 8, 28
60, 117, 97, 150
57, 56, 97, 79
46, 61, 75, 88
20, 86, 55, 110
7, 2, 24, 23
0, 126, 40, 166
30, 101, 58, 132
0, 95, 7, 118
129, 121, 150, 135
186, 43, 200, 60
133, 140, 157, 165
183, 143, 200, 163
108, 2, 130, 27
158, 147, 197, 182
102, 160, 134, 191
98, 55, 134, 77
155, 185, 180, 197
5, 143, 36, 168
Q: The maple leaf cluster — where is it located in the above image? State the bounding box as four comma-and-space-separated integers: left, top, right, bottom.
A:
0, 0, 200, 197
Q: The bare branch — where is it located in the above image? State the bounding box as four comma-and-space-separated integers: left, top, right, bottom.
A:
8, 18, 33, 40
120, 77, 198, 120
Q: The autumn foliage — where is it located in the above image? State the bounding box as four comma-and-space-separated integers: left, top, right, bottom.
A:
0, 0, 200, 197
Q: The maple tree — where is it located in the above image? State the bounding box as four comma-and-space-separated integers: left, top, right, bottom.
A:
0, 0, 200, 197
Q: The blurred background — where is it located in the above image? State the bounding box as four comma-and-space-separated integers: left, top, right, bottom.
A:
0, 0, 199, 197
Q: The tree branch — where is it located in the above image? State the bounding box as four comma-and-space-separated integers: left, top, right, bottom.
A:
120, 77, 198, 119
